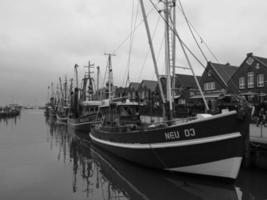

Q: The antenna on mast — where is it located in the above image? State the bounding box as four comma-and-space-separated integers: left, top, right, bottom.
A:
74, 64, 79, 88
104, 53, 116, 101
84, 61, 95, 100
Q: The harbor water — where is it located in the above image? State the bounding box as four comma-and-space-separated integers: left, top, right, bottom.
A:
0, 109, 267, 200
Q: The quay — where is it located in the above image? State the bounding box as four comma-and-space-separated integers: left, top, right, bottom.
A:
249, 123, 267, 169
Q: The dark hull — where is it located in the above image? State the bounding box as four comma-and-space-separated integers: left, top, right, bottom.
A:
56, 114, 68, 123
90, 111, 249, 179
48, 108, 56, 118
68, 113, 98, 132
67, 118, 92, 132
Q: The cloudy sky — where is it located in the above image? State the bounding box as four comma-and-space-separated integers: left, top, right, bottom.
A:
0, 0, 267, 105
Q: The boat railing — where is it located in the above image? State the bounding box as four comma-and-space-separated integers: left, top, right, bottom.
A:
145, 116, 197, 128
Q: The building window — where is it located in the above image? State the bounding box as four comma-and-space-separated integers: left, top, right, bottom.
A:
204, 82, 215, 91
239, 77, 245, 89
246, 57, 254, 65
247, 72, 254, 88
257, 74, 264, 87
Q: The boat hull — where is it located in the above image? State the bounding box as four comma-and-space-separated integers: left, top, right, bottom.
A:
56, 114, 68, 123
90, 111, 249, 179
68, 113, 99, 132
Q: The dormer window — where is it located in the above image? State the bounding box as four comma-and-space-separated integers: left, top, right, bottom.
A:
246, 57, 254, 65
204, 82, 215, 91
256, 63, 260, 70
207, 70, 212, 77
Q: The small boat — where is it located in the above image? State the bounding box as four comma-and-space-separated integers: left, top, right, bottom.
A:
56, 77, 70, 123
56, 109, 68, 123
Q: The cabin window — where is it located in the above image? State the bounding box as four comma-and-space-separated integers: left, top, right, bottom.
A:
247, 72, 254, 88
178, 98, 186, 105
204, 82, 215, 91
257, 74, 264, 87
239, 77, 245, 89
246, 57, 254, 65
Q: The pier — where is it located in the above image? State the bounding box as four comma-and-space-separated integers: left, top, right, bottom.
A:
249, 124, 267, 168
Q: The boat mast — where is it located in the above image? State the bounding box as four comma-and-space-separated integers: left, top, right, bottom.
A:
69, 78, 73, 104
164, 0, 173, 119
96, 66, 100, 99
139, 0, 166, 119
84, 61, 94, 100
74, 64, 79, 89
171, 0, 176, 115
59, 77, 64, 103
64, 76, 68, 105
105, 53, 115, 102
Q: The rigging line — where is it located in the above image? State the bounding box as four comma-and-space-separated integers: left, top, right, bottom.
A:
178, 1, 237, 92
138, 14, 162, 81
148, 0, 206, 70
149, 0, 209, 110
151, 34, 165, 80
175, 2, 220, 62
123, 0, 139, 87
178, 0, 208, 63
112, 7, 155, 54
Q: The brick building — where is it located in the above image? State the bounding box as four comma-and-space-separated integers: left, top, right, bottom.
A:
228, 53, 267, 105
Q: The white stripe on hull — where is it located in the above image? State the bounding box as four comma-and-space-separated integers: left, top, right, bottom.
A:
68, 120, 92, 126
167, 157, 242, 179
90, 132, 241, 149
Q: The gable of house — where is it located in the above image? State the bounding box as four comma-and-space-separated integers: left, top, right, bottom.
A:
200, 62, 238, 92
228, 53, 267, 94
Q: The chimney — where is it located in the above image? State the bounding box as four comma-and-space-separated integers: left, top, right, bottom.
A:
247, 52, 253, 57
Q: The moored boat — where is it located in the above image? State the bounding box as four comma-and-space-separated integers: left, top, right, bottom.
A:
68, 100, 101, 131
68, 63, 101, 132
90, 0, 251, 179
90, 100, 250, 179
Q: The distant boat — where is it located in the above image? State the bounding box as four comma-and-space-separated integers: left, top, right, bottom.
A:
56, 108, 68, 123
90, 0, 251, 179
68, 63, 101, 132
68, 100, 101, 131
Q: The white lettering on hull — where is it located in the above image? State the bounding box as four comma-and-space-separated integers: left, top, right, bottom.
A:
165, 131, 180, 140
165, 128, 196, 141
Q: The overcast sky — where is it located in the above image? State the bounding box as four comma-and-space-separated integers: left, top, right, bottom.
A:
0, 0, 267, 105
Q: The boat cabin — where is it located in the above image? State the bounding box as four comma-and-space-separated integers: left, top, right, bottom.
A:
79, 100, 102, 117
98, 102, 141, 131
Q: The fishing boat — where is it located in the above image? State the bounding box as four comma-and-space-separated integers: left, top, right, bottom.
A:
56, 77, 69, 123
90, 0, 251, 179
68, 63, 101, 131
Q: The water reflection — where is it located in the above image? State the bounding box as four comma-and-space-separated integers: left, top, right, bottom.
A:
46, 119, 243, 200
0, 113, 20, 126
